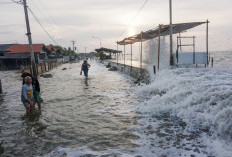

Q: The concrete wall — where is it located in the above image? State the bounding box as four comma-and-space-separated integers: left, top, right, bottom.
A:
104, 60, 150, 82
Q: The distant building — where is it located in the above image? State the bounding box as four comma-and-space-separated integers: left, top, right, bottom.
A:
78, 52, 95, 59
45, 45, 63, 58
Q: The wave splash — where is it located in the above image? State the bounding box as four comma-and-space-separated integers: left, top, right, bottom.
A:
133, 67, 232, 156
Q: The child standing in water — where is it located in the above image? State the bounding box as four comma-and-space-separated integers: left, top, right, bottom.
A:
21, 76, 33, 114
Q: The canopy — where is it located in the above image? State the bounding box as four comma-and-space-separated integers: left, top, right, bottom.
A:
117, 21, 207, 45
95, 47, 122, 54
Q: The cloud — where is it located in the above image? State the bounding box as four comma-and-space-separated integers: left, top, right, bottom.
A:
0, 0, 232, 51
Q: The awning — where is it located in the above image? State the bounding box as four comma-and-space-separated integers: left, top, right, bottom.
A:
117, 21, 207, 45
95, 47, 122, 54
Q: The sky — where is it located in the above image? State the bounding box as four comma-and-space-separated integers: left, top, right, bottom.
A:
0, 0, 232, 53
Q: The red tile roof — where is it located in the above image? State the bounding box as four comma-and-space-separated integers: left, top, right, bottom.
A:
46, 46, 58, 52
54, 48, 58, 52
6, 44, 45, 54
46, 46, 53, 51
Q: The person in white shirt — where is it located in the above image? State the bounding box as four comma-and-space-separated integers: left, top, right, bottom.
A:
21, 76, 33, 114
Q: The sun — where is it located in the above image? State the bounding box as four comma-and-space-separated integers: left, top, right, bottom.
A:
128, 27, 136, 36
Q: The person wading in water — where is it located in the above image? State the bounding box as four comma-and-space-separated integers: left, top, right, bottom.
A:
21, 76, 33, 114
80, 60, 91, 78
21, 72, 43, 111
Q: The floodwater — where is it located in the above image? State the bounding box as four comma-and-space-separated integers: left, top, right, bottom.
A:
0, 61, 139, 157
0, 51, 232, 157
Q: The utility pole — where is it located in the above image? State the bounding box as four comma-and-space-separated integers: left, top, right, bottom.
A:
92, 36, 102, 48
169, 0, 174, 66
84, 47, 87, 58
23, 0, 37, 76
70, 40, 76, 52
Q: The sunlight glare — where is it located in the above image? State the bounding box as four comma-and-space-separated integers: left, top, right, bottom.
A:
128, 27, 136, 36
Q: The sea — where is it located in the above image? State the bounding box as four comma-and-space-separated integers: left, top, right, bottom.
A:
0, 51, 231, 157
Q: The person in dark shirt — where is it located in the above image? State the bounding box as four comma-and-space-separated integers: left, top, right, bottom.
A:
80, 60, 91, 78
32, 76, 42, 110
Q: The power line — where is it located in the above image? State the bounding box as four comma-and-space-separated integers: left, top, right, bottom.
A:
0, 1, 15, 4
30, 0, 69, 46
27, 7, 59, 45
10, 0, 23, 5
119, 0, 149, 38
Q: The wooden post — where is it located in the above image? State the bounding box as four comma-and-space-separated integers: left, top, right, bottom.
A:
158, 26, 161, 70
130, 43, 132, 69
44, 63, 46, 72
211, 57, 214, 67
179, 33, 182, 51
193, 36, 196, 64
117, 42, 119, 66
0, 79, 2, 94
40, 63, 43, 73
206, 20, 209, 66
176, 36, 179, 64
124, 44, 126, 72
140, 32, 143, 69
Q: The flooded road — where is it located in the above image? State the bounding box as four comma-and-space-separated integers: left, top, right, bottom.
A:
0, 61, 139, 157
0, 52, 231, 157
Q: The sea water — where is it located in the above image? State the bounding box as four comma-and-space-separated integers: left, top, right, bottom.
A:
0, 51, 231, 157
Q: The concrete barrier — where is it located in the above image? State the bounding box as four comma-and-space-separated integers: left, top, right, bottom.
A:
104, 60, 150, 83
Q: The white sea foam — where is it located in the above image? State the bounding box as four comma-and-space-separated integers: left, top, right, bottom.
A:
132, 66, 232, 157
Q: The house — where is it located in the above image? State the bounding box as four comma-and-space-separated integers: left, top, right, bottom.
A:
5, 44, 47, 62
45, 46, 63, 58
0, 44, 14, 56
0, 44, 47, 69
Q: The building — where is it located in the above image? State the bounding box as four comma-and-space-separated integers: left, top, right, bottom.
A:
0, 44, 47, 69
0, 44, 14, 56
78, 52, 95, 59
45, 45, 63, 59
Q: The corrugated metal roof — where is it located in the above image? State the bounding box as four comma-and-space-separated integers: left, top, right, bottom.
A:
117, 21, 207, 45
95, 47, 122, 54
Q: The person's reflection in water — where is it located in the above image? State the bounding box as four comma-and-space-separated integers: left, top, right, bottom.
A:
21, 110, 46, 136
85, 79, 89, 86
